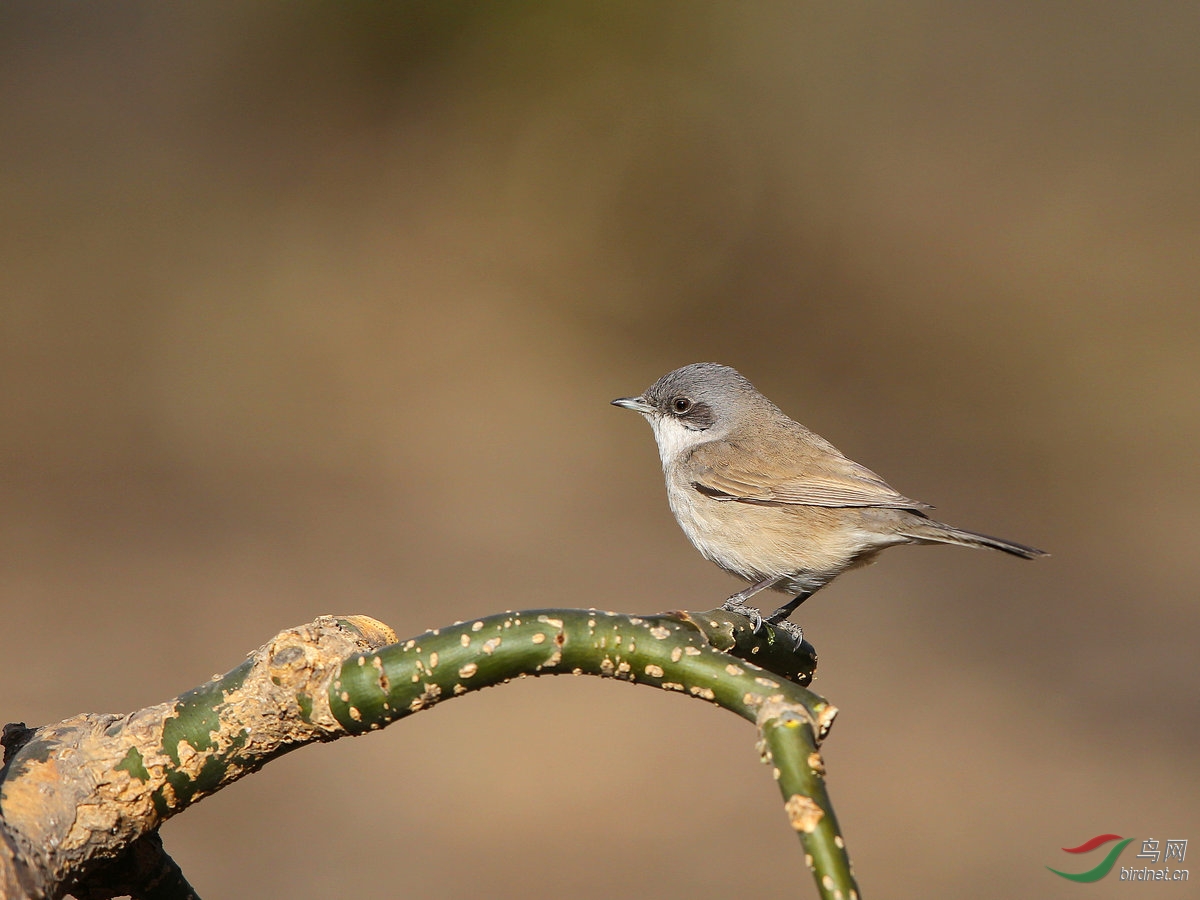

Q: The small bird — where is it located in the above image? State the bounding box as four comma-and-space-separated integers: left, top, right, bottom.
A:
612, 363, 1046, 629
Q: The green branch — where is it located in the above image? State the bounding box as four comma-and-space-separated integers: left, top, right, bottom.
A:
330, 608, 856, 899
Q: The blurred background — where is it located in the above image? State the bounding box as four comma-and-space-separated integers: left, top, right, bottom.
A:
2, 3, 1197, 898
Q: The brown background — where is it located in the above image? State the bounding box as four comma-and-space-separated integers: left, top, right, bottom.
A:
2, 4, 1197, 898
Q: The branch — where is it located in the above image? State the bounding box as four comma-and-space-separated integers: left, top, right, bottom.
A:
0, 610, 858, 900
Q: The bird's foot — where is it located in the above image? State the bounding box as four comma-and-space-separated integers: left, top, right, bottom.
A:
773, 618, 804, 643
720, 597, 764, 632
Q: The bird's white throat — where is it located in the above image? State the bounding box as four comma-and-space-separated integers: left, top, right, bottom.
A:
648, 413, 711, 470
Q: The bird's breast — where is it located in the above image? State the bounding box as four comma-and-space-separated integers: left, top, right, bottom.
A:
664, 470, 903, 586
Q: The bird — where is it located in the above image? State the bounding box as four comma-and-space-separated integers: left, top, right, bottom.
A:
612, 363, 1046, 629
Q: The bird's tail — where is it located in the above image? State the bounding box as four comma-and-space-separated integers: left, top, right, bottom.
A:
899, 520, 1048, 559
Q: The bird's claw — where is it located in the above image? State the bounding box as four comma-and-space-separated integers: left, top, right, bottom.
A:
721, 598, 764, 633
722, 599, 804, 642
773, 618, 804, 643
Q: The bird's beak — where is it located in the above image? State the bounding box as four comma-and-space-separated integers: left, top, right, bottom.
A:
611, 396, 655, 415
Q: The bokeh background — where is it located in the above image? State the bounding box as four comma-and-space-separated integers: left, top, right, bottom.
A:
2, 4, 1197, 898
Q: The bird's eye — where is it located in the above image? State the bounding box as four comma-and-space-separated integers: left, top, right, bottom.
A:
672, 397, 693, 414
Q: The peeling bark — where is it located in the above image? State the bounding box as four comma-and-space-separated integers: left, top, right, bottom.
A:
0, 616, 396, 899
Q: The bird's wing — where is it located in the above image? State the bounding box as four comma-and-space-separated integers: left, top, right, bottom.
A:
687, 437, 932, 511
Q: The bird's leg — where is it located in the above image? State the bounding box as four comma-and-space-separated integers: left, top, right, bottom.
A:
724, 575, 786, 606
721, 575, 786, 632
764, 588, 815, 625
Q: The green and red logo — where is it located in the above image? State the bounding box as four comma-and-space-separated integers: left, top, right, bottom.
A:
1049, 834, 1189, 883
1048, 834, 1134, 882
